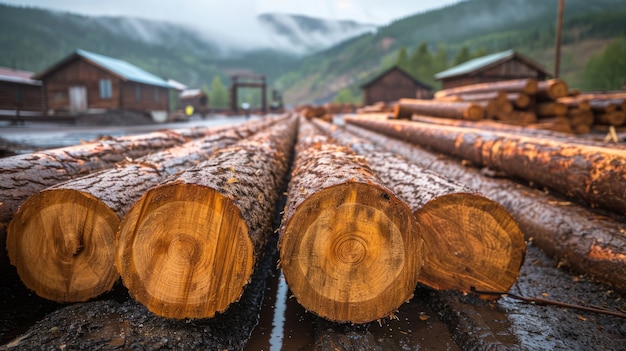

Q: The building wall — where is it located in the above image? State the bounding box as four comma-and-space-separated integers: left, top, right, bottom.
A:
120, 81, 169, 112
363, 69, 431, 105
441, 58, 548, 90
0, 81, 44, 112
43, 59, 120, 111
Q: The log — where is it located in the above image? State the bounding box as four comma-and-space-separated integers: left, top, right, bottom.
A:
507, 93, 533, 109
494, 110, 537, 124
0, 129, 202, 276
434, 78, 538, 99
116, 117, 297, 319
595, 111, 626, 126
311, 119, 526, 297
557, 96, 591, 111
529, 116, 574, 133
590, 100, 619, 113
278, 119, 422, 323
343, 124, 626, 293
393, 98, 485, 120
409, 113, 626, 148
535, 102, 568, 117
569, 108, 594, 128
453, 91, 508, 104
345, 115, 626, 216
5, 117, 283, 302
536, 79, 569, 101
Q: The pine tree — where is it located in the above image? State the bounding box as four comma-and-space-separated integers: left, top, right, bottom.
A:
453, 46, 471, 66
210, 76, 229, 109
582, 38, 626, 90
334, 88, 355, 104
396, 47, 409, 71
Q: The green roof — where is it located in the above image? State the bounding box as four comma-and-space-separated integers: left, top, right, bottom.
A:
75, 49, 173, 88
434, 50, 516, 80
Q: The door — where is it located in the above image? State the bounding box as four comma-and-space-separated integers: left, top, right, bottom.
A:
69, 86, 87, 111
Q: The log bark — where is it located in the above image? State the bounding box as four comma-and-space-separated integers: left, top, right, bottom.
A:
535, 102, 568, 117
311, 119, 526, 297
394, 98, 485, 120
507, 93, 533, 109
410, 114, 626, 148
434, 79, 538, 99
278, 119, 422, 323
345, 115, 626, 216
0, 129, 201, 275
536, 79, 569, 101
590, 100, 619, 113
116, 117, 297, 319
6, 117, 283, 302
595, 111, 626, 126
557, 96, 591, 111
343, 124, 626, 294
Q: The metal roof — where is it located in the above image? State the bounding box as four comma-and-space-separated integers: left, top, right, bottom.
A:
434, 49, 516, 80
75, 49, 174, 88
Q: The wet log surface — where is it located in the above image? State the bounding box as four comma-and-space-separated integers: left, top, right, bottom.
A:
346, 115, 626, 216
311, 119, 526, 297
344, 123, 626, 294
434, 78, 538, 99
116, 118, 297, 319
0, 129, 200, 275
6, 117, 282, 303
394, 98, 485, 120
279, 119, 422, 323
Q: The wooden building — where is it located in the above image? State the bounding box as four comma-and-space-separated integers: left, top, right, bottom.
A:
434, 50, 551, 90
0, 67, 44, 116
361, 66, 433, 106
179, 89, 209, 117
33, 49, 174, 120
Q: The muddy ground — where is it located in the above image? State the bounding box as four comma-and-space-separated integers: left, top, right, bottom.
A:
1, 227, 625, 350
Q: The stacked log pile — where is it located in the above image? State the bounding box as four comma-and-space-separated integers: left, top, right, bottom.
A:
344, 115, 626, 293
116, 117, 297, 319
6, 116, 285, 302
395, 78, 626, 135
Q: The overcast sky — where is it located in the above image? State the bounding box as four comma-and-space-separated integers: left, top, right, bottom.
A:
2, 0, 462, 26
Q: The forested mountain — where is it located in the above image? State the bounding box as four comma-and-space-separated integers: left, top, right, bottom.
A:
0, 4, 372, 90
276, 0, 626, 105
1, 0, 625, 106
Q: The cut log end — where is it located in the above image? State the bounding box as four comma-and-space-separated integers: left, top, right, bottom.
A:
7, 189, 120, 302
414, 193, 526, 298
116, 183, 254, 319
280, 182, 423, 323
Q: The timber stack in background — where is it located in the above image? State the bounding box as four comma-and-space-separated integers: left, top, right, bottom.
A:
357, 77, 626, 136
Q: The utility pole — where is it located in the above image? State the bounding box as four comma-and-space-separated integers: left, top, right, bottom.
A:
554, 0, 565, 78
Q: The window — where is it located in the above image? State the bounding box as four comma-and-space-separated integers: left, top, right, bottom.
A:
99, 79, 112, 99
135, 85, 141, 101
154, 87, 160, 102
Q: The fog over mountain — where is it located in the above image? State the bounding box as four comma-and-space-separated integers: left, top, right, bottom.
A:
46, 7, 377, 57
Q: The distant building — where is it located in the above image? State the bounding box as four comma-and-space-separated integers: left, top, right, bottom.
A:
33, 49, 175, 122
179, 89, 209, 117
434, 49, 551, 90
0, 66, 44, 116
361, 66, 433, 106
